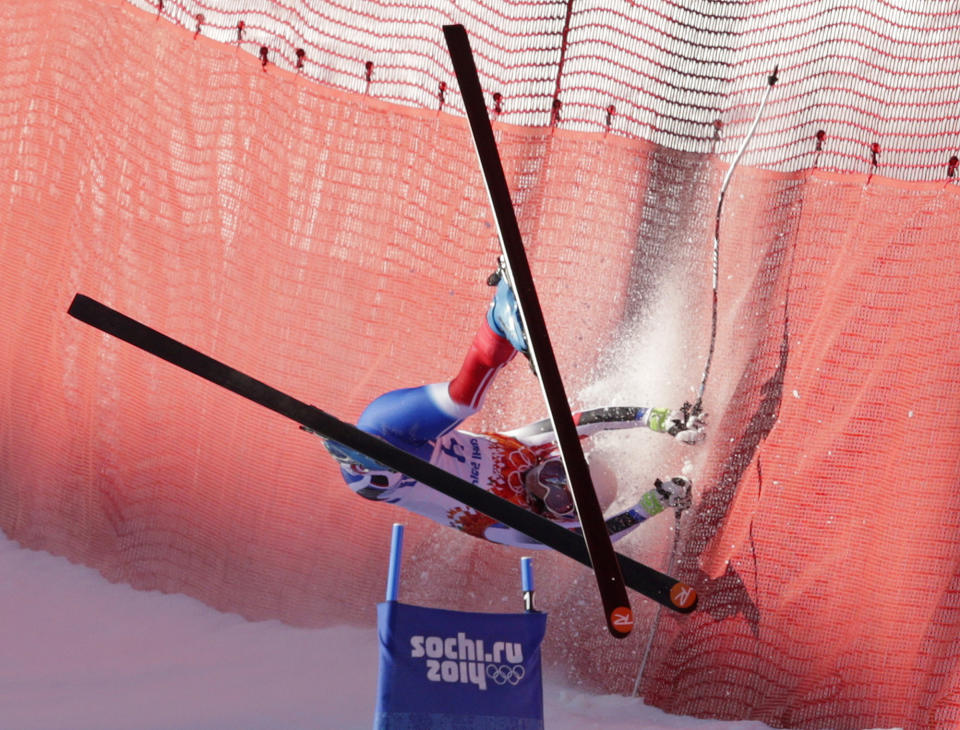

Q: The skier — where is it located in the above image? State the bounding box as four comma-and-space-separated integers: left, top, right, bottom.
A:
323, 273, 705, 549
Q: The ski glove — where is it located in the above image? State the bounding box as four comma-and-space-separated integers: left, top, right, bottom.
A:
647, 405, 707, 445
654, 476, 693, 512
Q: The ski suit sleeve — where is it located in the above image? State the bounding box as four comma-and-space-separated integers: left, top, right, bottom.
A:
481, 492, 663, 549
501, 406, 667, 446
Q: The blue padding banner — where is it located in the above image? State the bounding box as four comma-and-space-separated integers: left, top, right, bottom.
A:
374, 601, 547, 730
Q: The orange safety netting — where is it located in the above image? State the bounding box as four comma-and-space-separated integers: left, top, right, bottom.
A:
2, 1, 960, 728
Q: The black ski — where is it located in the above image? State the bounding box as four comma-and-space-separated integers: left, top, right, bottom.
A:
67, 293, 697, 615
443, 24, 637, 637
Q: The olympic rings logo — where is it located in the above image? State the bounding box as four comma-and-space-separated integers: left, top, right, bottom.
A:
412, 633, 527, 690
486, 663, 525, 685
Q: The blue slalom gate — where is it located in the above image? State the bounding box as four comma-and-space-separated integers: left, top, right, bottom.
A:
374, 524, 547, 729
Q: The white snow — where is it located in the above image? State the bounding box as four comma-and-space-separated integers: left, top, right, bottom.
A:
0, 532, 778, 730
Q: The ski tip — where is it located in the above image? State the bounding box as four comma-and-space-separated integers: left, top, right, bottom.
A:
67, 293, 102, 325
608, 605, 635, 638
669, 582, 698, 613
442, 23, 466, 39
67, 292, 88, 315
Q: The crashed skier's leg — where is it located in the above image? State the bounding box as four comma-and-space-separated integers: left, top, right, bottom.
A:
338, 287, 519, 459
448, 316, 517, 409
324, 286, 520, 501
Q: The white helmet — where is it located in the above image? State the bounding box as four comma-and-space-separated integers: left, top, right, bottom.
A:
523, 457, 576, 519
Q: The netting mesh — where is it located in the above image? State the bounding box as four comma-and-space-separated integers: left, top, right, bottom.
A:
2, 1, 960, 728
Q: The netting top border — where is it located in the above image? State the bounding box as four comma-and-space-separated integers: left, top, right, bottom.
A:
130, 0, 960, 182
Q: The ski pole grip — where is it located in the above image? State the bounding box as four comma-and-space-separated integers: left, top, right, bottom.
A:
386, 523, 404, 602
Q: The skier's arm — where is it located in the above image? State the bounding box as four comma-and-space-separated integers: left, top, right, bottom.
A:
503, 406, 706, 446
481, 479, 690, 548
584, 478, 692, 540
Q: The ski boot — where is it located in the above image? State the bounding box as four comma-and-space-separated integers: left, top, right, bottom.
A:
486, 258, 528, 356
648, 402, 707, 445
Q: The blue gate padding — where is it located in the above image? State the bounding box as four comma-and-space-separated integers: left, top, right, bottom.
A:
374, 601, 547, 729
